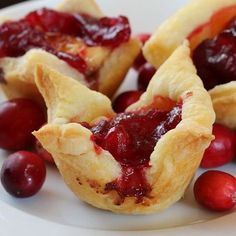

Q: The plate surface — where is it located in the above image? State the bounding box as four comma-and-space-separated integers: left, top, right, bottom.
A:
0, 0, 236, 235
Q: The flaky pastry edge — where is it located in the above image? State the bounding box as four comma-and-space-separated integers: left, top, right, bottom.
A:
0, 0, 140, 103
143, 0, 236, 129
33, 42, 215, 214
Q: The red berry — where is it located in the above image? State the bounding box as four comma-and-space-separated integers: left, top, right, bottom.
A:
133, 33, 151, 70
133, 53, 146, 70
194, 170, 236, 211
35, 140, 54, 164
137, 63, 156, 91
200, 123, 235, 168
113, 91, 143, 113
1, 151, 46, 198
0, 98, 46, 150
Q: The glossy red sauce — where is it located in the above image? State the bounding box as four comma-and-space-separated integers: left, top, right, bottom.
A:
0, 8, 131, 75
88, 101, 182, 202
192, 16, 236, 90
187, 5, 236, 50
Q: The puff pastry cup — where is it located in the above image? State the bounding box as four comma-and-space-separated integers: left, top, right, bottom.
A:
33, 42, 215, 214
0, 0, 140, 104
144, 0, 236, 129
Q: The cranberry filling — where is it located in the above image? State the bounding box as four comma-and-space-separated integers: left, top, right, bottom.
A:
193, 16, 236, 90
25, 8, 131, 47
0, 8, 131, 75
88, 102, 182, 202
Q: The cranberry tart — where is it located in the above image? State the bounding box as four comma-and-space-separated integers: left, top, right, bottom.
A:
0, 0, 140, 104
144, 0, 236, 129
33, 43, 214, 214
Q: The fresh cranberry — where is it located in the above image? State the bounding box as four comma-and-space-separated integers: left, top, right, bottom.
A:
90, 102, 182, 200
1, 151, 46, 198
137, 63, 156, 91
200, 124, 235, 168
192, 16, 236, 90
194, 170, 236, 211
113, 91, 143, 113
133, 33, 151, 70
0, 98, 46, 150
35, 140, 54, 164
133, 53, 146, 70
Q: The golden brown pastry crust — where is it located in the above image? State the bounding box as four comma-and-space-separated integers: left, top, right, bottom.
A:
98, 38, 141, 97
34, 42, 215, 214
144, 0, 236, 68
35, 65, 115, 124
57, 0, 103, 17
144, 0, 236, 129
0, 0, 140, 102
209, 82, 236, 129
0, 49, 86, 105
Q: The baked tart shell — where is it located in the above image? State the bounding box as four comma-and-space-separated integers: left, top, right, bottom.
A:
34, 43, 215, 214
143, 0, 236, 129
0, 0, 141, 103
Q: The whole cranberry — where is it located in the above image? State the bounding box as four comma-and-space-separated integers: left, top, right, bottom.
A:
200, 123, 235, 168
113, 91, 143, 113
1, 151, 46, 198
133, 33, 151, 70
35, 140, 54, 164
0, 98, 46, 150
194, 170, 236, 211
137, 63, 156, 91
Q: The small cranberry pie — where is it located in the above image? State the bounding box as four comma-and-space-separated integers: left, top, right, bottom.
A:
33, 43, 214, 214
144, 0, 236, 129
0, 0, 140, 104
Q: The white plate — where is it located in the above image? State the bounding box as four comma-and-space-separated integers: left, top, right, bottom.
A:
0, 0, 236, 235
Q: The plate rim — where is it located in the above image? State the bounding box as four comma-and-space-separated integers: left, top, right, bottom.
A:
0, 1, 235, 235
1, 199, 236, 236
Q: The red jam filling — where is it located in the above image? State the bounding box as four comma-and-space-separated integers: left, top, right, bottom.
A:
0, 8, 131, 75
192, 16, 236, 90
88, 101, 182, 202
